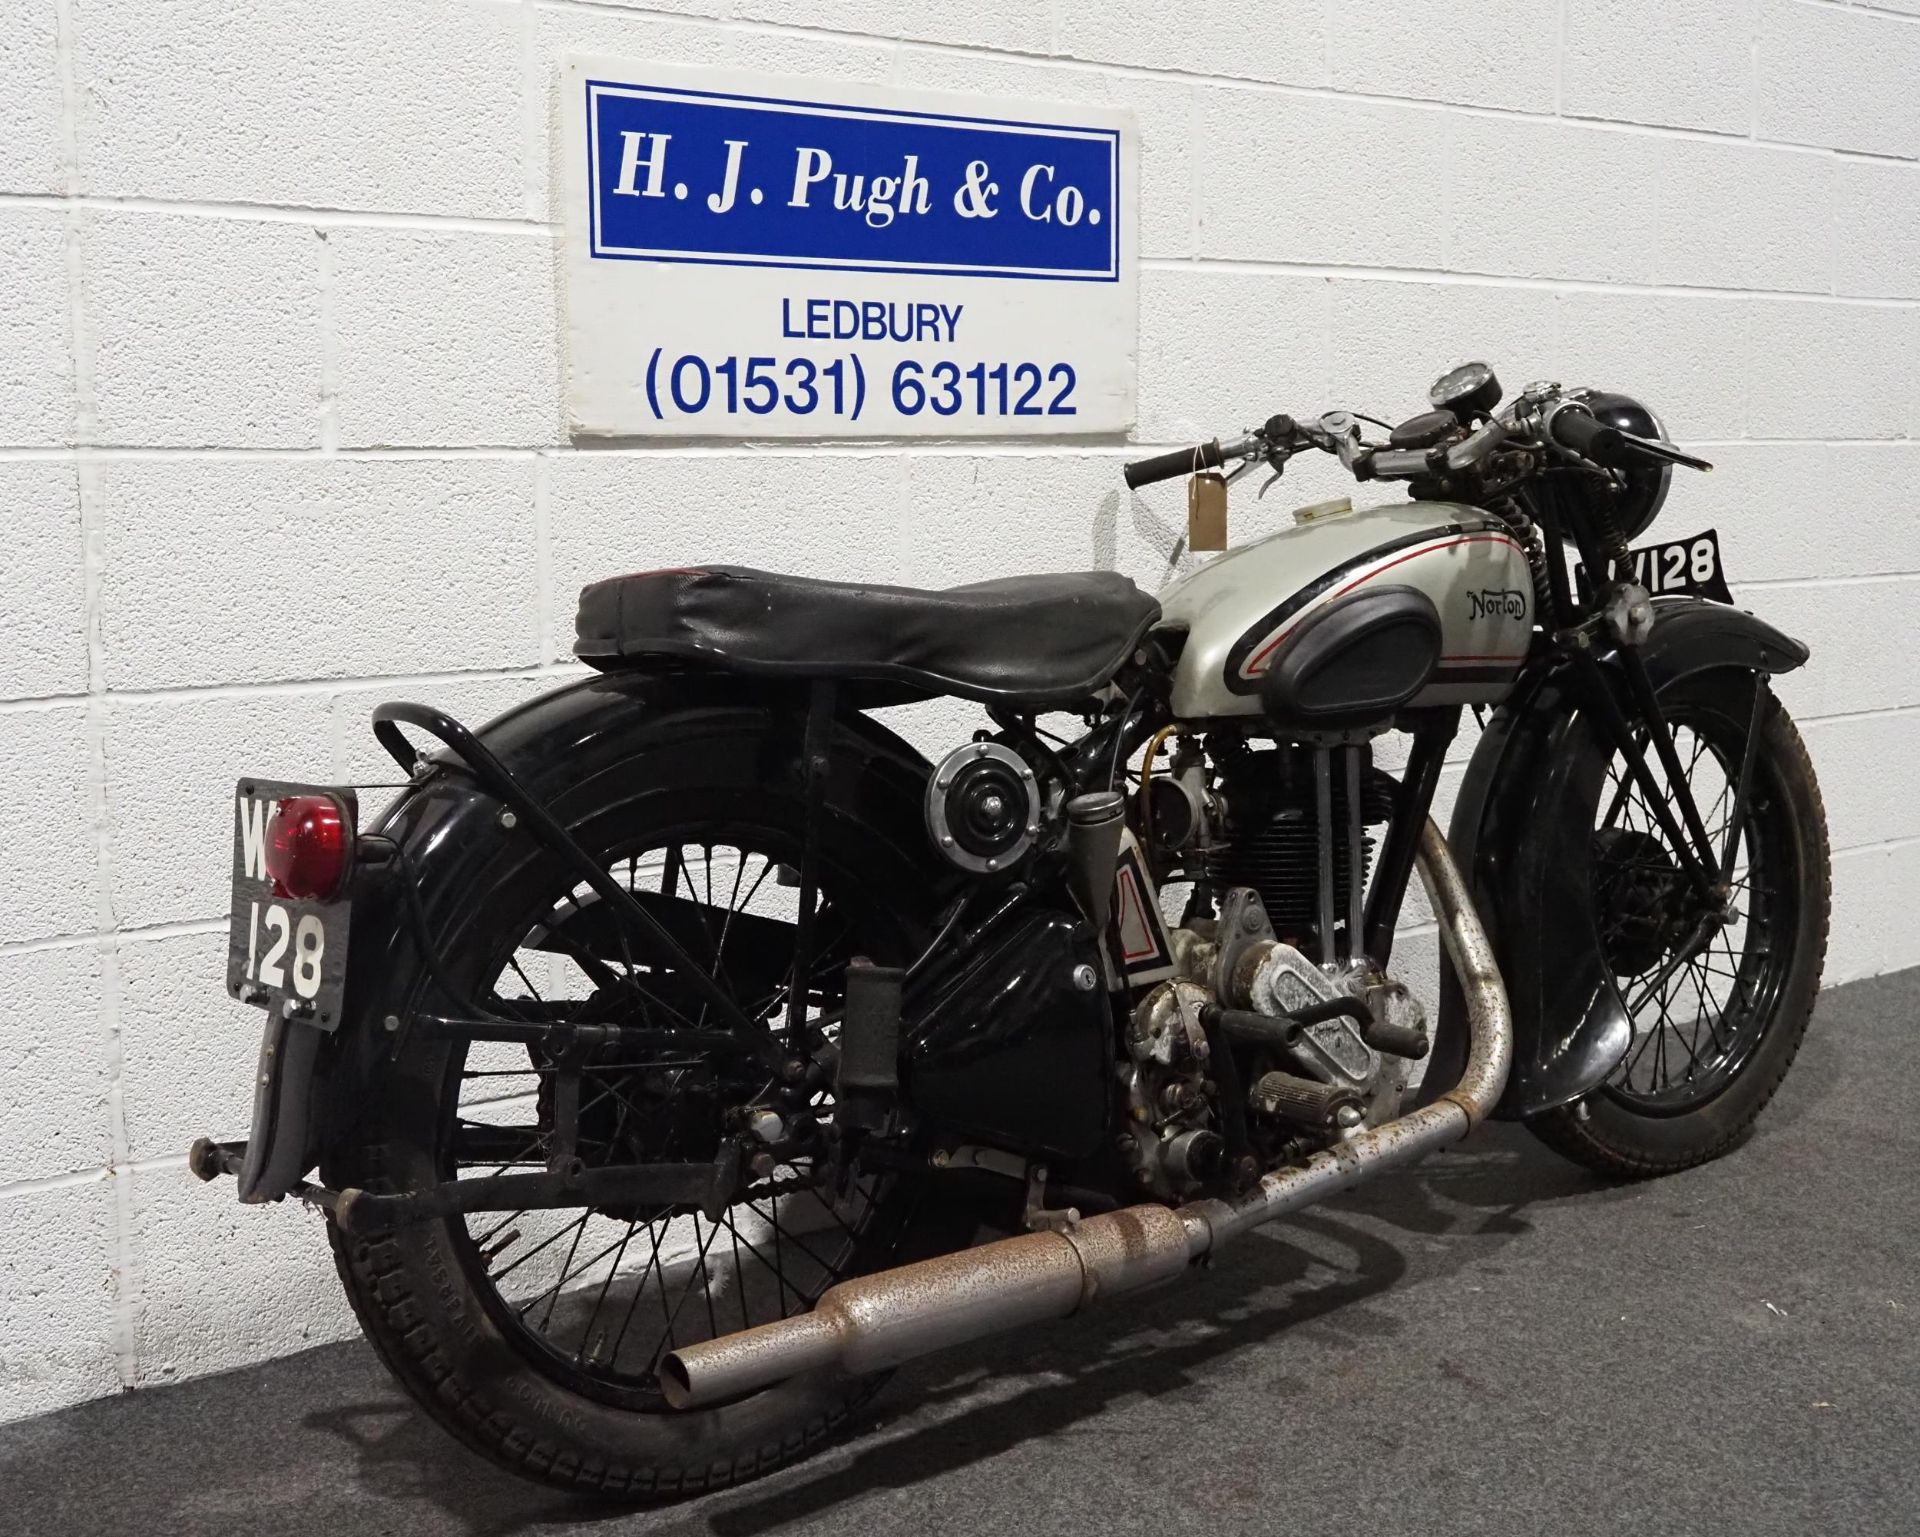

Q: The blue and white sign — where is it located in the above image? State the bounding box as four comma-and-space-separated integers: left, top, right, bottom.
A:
562, 59, 1138, 438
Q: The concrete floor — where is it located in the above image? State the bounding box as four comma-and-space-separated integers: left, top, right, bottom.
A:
5, 970, 1917, 1537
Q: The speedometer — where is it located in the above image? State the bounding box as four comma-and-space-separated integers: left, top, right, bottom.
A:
1429, 361, 1502, 420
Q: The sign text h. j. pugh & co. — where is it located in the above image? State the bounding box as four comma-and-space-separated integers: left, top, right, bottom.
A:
587, 82, 1119, 280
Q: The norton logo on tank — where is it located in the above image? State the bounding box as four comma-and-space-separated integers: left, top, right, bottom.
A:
561, 58, 1138, 436
1468, 588, 1527, 620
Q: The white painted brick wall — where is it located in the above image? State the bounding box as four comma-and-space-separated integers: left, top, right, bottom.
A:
0, 0, 62, 195
1563, 0, 1756, 134
0, 206, 74, 445
72, 0, 528, 217
1757, 0, 1920, 158
329, 228, 563, 447
3, 0, 1918, 1425
84, 214, 326, 448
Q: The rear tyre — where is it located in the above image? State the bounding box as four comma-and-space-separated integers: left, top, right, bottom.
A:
1528, 670, 1829, 1177
324, 706, 964, 1496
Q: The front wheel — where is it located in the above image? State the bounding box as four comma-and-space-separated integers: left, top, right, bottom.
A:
1529, 669, 1830, 1177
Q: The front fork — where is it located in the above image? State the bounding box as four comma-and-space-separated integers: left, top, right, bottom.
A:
1568, 646, 1771, 1017
1536, 476, 1764, 920
1568, 645, 1720, 899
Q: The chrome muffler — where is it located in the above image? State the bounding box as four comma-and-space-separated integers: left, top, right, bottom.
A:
661, 821, 1511, 1411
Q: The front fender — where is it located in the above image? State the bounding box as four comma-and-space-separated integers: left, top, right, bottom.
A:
1433, 598, 1808, 1118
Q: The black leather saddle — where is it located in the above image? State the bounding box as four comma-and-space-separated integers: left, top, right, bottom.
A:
575, 565, 1160, 706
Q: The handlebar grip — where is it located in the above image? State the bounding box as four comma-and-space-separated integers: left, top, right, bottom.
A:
1548, 405, 1622, 463
1123, 440, 1222, 490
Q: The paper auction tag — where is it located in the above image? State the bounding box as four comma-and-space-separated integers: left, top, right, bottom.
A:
1188, 472, 1228, 551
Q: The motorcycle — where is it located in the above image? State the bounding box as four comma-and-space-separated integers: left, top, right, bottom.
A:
196, 363, 1829, 1496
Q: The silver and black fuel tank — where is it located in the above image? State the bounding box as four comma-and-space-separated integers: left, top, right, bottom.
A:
1157, 500, 1534, 721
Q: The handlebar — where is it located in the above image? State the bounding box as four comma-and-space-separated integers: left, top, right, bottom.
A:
1122, 440, 1223, 489
1364, 447, 1434, 479
1122, 380, 1710, 498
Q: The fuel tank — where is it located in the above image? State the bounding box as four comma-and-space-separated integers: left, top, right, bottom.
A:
1157, 499, 1535, 723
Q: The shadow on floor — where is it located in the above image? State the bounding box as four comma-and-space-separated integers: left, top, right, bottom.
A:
2, 971, 1905, 1537
1, 1121, 1591, 1537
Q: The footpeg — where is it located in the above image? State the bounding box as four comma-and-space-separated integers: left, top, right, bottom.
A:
188, 1137, 247, 1182
1359, 1016, 1430, 1060
1359, 977, 1431, 1060
1248, 1071, 1363, 1130
189, 1135, 339, 1211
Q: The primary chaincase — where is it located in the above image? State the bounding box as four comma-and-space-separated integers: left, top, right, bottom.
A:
925, 741, 1040, 873
903, 908, 1111, 1160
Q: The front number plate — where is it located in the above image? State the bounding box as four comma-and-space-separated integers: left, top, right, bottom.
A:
1578, 527, 1733, 604
226, 779, 354, 1030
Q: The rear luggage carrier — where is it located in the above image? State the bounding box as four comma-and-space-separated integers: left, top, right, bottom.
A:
196, 684, 868, 1236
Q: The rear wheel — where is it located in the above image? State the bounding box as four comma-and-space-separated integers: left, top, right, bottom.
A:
1529, 669, 1829, 1176
326, 711, 964, 1495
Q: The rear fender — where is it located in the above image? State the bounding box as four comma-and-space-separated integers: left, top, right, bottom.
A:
1430, 598, 1809, 1118
250, 672, 937, 1201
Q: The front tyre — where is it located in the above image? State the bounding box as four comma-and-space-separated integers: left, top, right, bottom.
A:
1529, 670, 1830, 1177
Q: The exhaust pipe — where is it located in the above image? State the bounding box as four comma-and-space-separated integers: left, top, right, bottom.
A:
662, 821, 1510, 1411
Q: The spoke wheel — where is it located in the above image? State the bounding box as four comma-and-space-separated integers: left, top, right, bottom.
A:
1528, 667, 1830, 1178
1588, 709, 1786, 1115
322, 703, 968, 1496
447, 832, 888, 1409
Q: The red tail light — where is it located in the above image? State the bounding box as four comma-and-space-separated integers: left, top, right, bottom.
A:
264, 795, 352, 900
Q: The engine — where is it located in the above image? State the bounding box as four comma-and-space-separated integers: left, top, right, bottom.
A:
1201, 743, 1395, 957
1118, 979, 1222, 1194
913, 727, 1433, 1209
1119, 740, 1429, 1202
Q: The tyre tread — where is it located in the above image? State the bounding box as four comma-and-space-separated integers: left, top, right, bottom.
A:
329, 1199, 882, 1496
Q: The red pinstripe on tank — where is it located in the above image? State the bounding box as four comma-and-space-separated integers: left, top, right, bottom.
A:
1240, 531, 1528, 679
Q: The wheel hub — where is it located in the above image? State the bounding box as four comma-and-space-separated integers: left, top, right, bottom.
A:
1592, 827, 1690, 976
533, 983, 727, 1221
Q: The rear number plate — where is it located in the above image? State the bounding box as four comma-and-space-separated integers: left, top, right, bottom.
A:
226, 779, 354, 1029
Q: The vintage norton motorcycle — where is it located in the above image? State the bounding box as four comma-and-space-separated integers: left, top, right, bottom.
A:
197, 364, 1828, 1495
